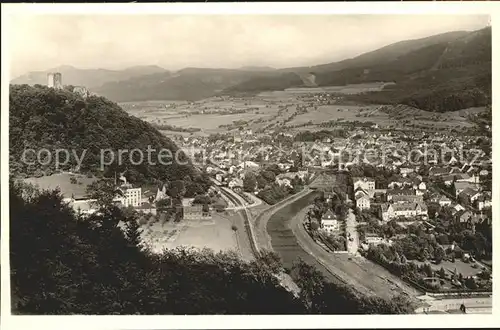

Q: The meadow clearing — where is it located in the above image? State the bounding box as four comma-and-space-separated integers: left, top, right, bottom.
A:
23, 173, 97, 198
141, 210, 254, 261
119, 84, 486, 136
120, 96, 286, 134
284, 104, 390, 126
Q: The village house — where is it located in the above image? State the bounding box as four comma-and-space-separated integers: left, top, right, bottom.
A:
458, 187, 481, 204
320, 209, 339, 233
451, 203, 466, 216
454, 181, 479, 197
154, 184, 169, 203
116, 184, 142, 207
470, 191, 483, 203
455, 210, 475, 224
390, 194, 424, 204
386, 189, 415, 201
429, 166, 450, 177
380, 202, 428, 221
476, 195, 492, 210
415, 189, 425, 197
438, 195, 452, 207
455, 173, 479, 184
215, 172, 225, 184
446, 155, 459, 165
363, 233, 393, 246
353, 177, 375, 191
387, 177, 413, 189
414, 181, 427, 191
238, 160, 260, 170
355, 194, 371, 210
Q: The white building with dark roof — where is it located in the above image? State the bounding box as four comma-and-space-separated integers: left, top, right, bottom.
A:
321, 209, 339, 233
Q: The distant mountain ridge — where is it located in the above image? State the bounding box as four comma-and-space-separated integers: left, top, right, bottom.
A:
11, 65, 169, 88
282, 30, 470, 74
11, 26, 491, 112
240, 66, 276, 71
91, 68, 280, 102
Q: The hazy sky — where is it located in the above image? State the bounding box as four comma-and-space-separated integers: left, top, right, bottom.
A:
8, 14, 490, 77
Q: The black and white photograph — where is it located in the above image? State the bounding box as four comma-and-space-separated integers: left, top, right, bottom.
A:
1, 2, 497, 329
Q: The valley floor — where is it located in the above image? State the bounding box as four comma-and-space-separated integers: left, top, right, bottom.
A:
141, 211, 254, 261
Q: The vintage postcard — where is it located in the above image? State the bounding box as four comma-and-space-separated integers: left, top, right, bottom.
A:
1, 2, 498, 330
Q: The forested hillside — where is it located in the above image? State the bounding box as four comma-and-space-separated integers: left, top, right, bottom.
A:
10, 181, 415, 314
222, 72, 304, 93
285, 30, 469, 74
91, 68, 277, 102
344, 28, 492, 112
9, 84, 210, 193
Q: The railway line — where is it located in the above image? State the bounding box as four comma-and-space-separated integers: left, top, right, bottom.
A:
217, 186, 260, 257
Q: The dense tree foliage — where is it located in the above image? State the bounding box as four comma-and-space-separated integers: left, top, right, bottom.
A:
222, 72, 304, 93
345, 66, 491, 112
94, 68, 276, 102
9, 85, 210, 195
243, 173, 257, 192
257, 183, 292, 205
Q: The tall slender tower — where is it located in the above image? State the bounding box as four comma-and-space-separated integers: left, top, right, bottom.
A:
47, 73, 55, 88
47, 72, 63, 89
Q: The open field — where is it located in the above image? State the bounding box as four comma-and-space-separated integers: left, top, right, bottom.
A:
283, 82, 395, 94
257, 82, 394, 98
286, 103, 483, 129
379, 104, 481, 128
119, 84, 487, 136
23, 173, 97, 198
120, 96, 287, 134
157, 112, 271, 131
285, 104, 391, 126
159, 129, 209, 137
142, 211, 254, 261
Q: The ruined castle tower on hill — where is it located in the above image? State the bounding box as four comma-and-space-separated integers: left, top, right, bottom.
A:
47, 72, 63, 89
